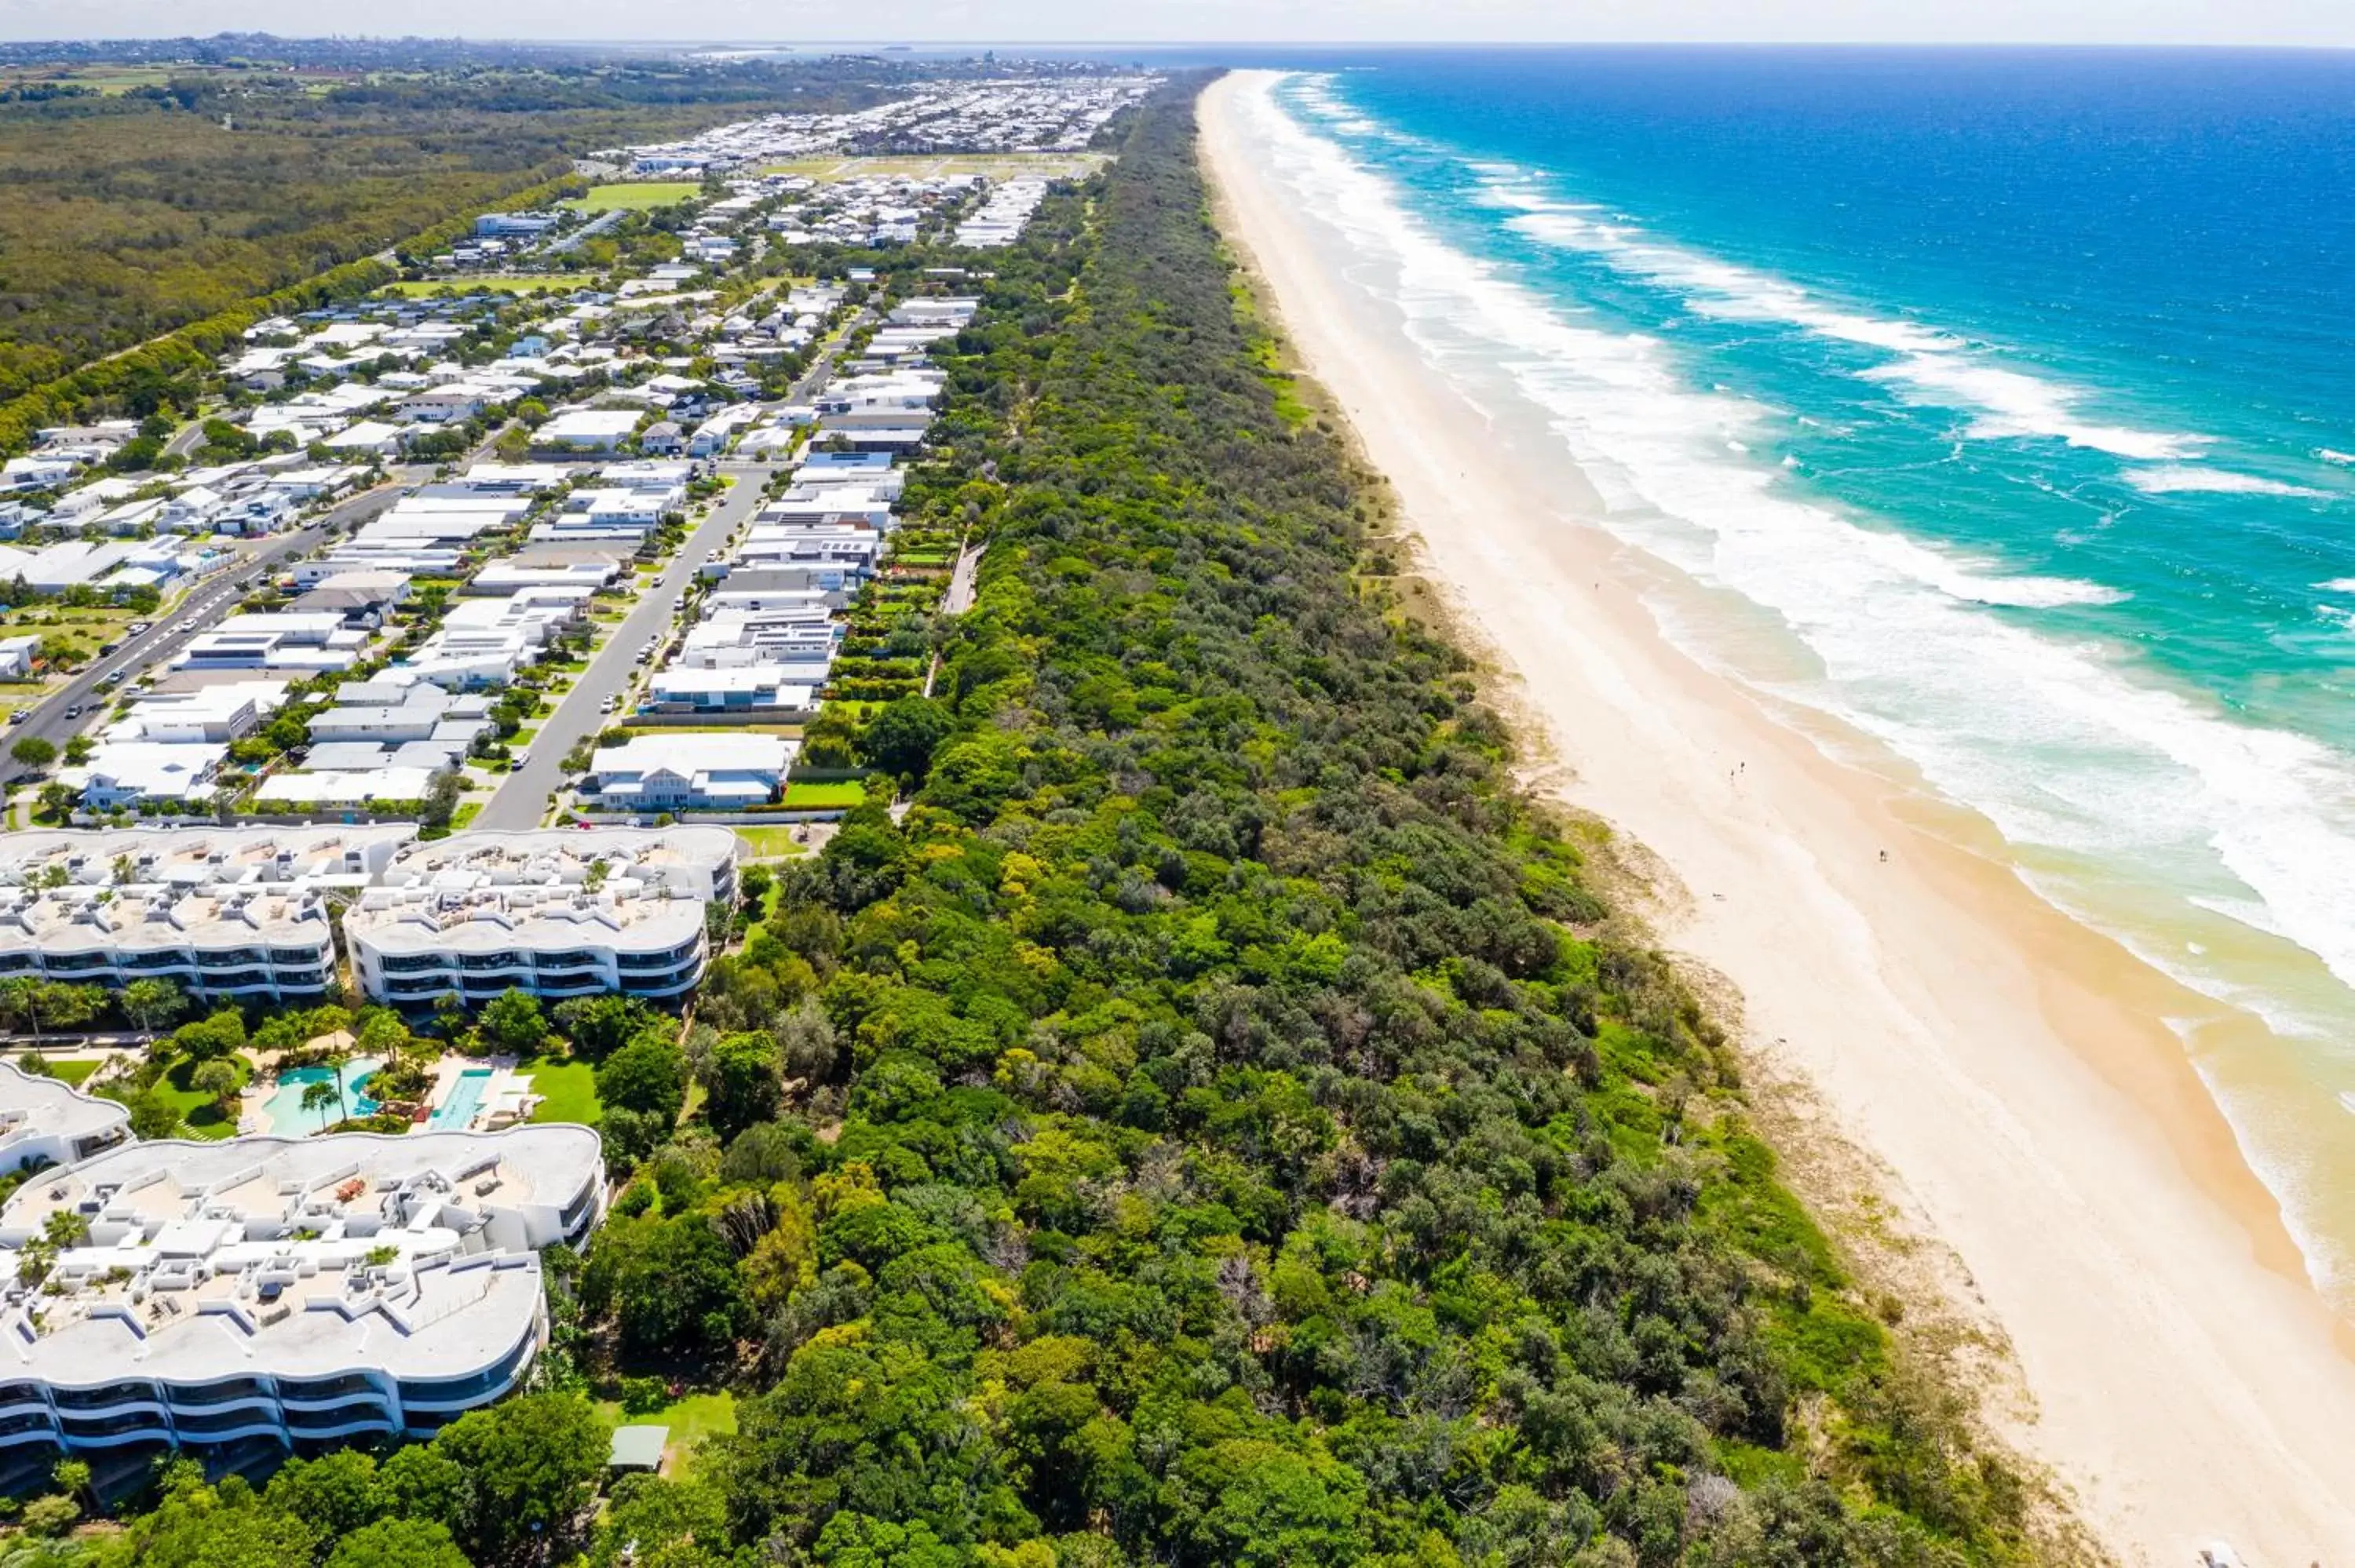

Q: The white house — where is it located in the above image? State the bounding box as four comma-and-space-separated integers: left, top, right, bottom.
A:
586, 733, 794, 811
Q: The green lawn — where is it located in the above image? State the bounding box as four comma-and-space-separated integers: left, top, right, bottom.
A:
560, 182, 701, 213
155, 1053, 253, 1139
524, 1056, 601, 1126
732, 825, 809, 859
595, 1389, 736, 1475
46, 1059, 103, 1088
382, 275, 584, 298
782, 780, 871, 809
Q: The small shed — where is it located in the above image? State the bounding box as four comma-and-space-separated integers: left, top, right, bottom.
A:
608, 1424, 670, 1474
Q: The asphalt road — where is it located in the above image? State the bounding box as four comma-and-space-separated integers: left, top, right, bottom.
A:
473, 468, 776, 830
473, 304, 871, 830
2, 480, 411, 786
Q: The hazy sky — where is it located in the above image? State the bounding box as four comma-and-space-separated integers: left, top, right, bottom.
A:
6, 0, 2355, 46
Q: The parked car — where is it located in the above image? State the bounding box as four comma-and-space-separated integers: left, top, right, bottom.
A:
5, 710, 25, 726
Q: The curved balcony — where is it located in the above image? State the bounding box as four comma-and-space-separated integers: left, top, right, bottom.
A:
169, 1378, 276, 1413
55, 1411, 171, 1448
398, 1336, 535, 1414
285, 1406, 399, 1442
619, 965, 702, 998
0, 1410, 60, 1448
277, 1373, 386, 1409
171, 1406, 287, 1443
52, 1381, 161, 1413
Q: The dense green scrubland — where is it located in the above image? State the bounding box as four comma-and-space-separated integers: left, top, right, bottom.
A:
9, 78, 2049, 1568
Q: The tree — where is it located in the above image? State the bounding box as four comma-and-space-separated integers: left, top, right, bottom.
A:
699, 1030, 781, 1141
9, 735, 56, 769
479, 988, 549, 1056
553, 994, 658, 1061
858, 695, 954, 782
301, 1078, 339, 1132
596, 1034, 685, 1126
422, 769, 463, 830
327, 1519, 473, 1568
125, 1090, 180, 1140
0, 976, 44, 1041
372, 1443, 469, 1534
264, 1449, 382, 1540
582, 1214, 745, 1355
433, 1392, 606, 1563
121, 976, 188, 1035
192, 1058, 242, 1114
173, 1008, 246, 1063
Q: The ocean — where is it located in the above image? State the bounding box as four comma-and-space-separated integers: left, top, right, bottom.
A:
1231, 49, 2355, 1298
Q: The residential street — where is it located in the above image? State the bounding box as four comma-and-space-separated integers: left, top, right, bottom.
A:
0, 480, 408, 786
471, 465, 774, 830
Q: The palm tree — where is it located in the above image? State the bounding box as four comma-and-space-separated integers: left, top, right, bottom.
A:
0, 976, 43, 1045
301, 1078, 339, 1132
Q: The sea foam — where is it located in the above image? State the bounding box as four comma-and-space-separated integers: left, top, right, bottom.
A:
1460, 171, 2213, 465
2123, 465, 2332, 498
1247, 71, 2355, 1024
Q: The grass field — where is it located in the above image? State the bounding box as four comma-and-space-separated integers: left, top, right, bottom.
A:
760, 152, 1107, 183
46, 1059, 102, 1088
595, 1389, 736, 1476
782, 780, 870, 809
732, 825, 810, 859
524, 1056, 601, 1125
382, 275, 585, 298
154, 1053, 254, 1139
560, 182, 702, 213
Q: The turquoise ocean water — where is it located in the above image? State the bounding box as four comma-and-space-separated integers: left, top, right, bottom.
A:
1236, 50, 2355, 1295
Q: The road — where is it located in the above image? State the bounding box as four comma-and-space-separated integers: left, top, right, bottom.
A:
1, 482, 407, 786
473, 306, 872, 829
473, 468, 775, 830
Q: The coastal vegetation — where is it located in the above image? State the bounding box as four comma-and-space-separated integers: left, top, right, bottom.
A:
0, 76, 2048, 1568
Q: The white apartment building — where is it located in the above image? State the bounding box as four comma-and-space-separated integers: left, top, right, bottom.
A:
0, 1123, 603, 1481
0, 828, 414, 1002
343, 829, 737, 1007
0, 1063, 130, 1176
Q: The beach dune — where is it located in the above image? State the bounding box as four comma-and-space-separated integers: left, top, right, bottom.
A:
1200, 67, 2355, 1563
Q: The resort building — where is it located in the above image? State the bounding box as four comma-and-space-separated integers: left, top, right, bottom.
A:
0, 1122, 604, 1486
0, 1063, 130, 1176
342, 828, 738, 1007
0, 829, 415, 1003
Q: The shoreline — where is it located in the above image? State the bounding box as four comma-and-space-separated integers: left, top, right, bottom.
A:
1199, 68, 2355, 1562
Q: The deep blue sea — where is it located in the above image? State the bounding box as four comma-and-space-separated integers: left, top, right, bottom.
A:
1225, 49, 2355, 1291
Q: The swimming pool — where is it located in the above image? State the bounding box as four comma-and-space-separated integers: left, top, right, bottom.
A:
428, 1067, 495, 1132
263, 1058, 382, 1136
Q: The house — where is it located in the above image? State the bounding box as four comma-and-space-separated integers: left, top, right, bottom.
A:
645, 665, 820, 713
586, 733, 794, 811
77, 740, 225, 808
0, 635, 38, 680
174, 613, 365, 674
322, 421, 405, 458
536, 410, 641, 454
107, 680, 287, 744
639, 421, 684, 456
293, 570, 413, 629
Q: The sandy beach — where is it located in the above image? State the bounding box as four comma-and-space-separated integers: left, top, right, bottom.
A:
1201, 68, 2355, 1564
